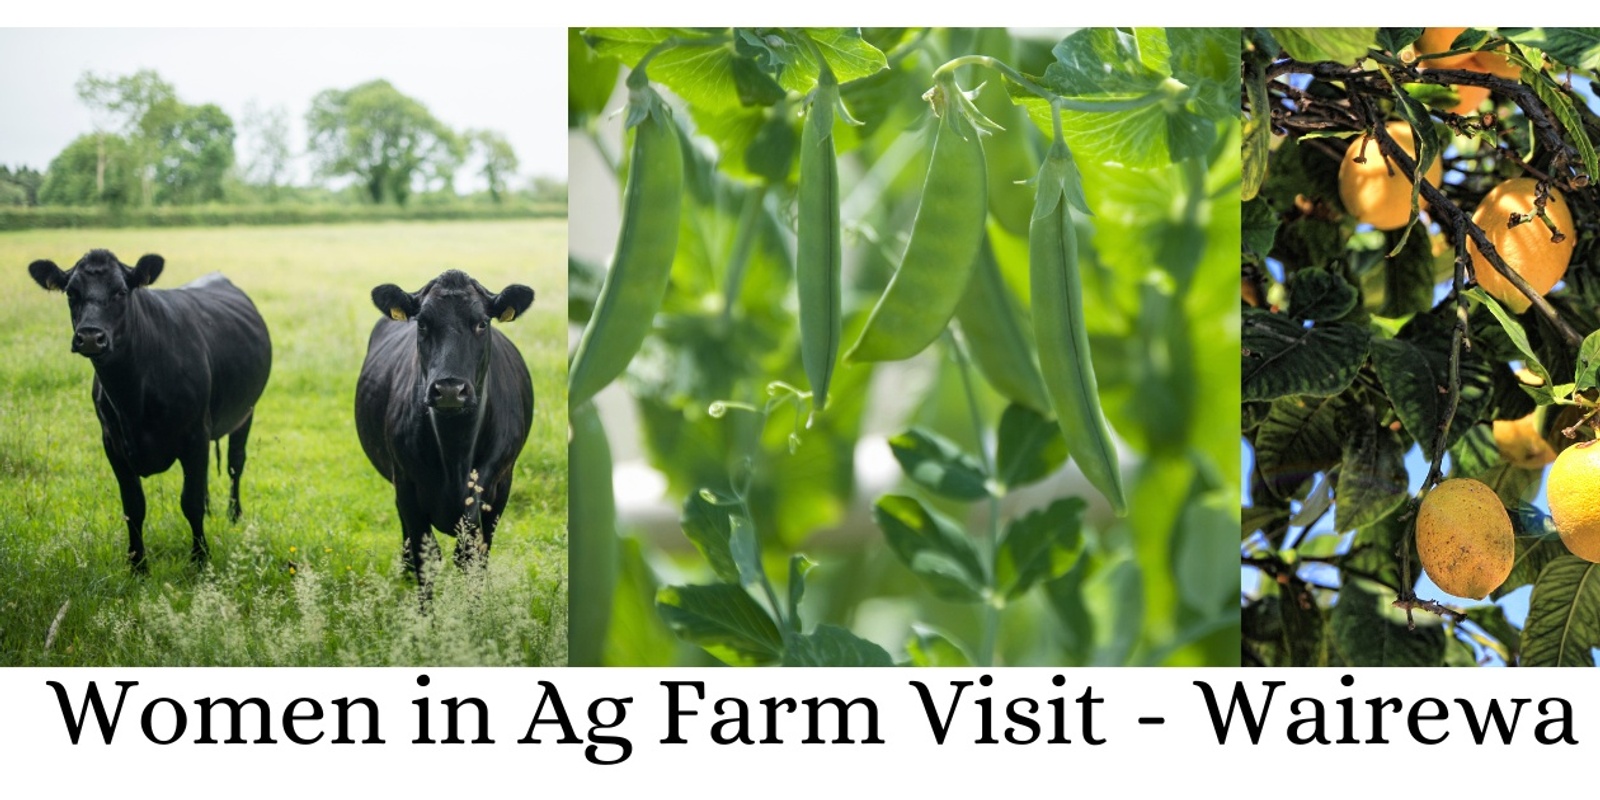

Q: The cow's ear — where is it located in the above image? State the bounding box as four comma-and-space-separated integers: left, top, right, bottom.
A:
372, 284, 420, 322
129, 254, 164, 288
28, 259, 68, 292
490, 284, 534, 323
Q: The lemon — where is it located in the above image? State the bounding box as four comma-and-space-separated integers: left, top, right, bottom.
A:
1470, 48, 1522, 79
1468, 178, 1574, 313
1416, 28, 1478, 68
1416, 478, 1514, 599
1338, 121, 1444, 230
1448, 83, 1489, 115
1547, 440, 1600, 562
1494, 411, 1555, 469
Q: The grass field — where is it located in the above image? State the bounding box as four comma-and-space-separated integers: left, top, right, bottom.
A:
0, 219, 567, 665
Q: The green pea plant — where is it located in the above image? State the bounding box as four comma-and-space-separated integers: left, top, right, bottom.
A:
569, 28, 1240, 667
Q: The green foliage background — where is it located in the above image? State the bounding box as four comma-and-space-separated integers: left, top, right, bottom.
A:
570, 27, 1241, 667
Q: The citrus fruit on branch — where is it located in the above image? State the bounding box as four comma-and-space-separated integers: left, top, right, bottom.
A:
1467, 177, 1574, 313
1338, 121, 1443, 230
1548, 440, 1600, 562
1416, 478, 1514, 600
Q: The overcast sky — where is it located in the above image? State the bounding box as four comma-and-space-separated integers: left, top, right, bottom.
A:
0, 28, 567, 190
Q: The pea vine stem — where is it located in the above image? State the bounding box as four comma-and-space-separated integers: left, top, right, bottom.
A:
946, 329, 1003, 668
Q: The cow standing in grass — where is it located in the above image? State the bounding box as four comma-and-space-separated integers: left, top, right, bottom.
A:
355, 270, 534, 583
27, 250, 272, 570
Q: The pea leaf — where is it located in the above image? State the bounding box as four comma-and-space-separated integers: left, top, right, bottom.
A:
1013, 28, 1236, 168
656, 583, 783, 666
1045, 559, 1095, 663
1521, 556, 1600, 666
1330, 583, 1446, 667
782, 624, 894, 667
1174, 490, 1240, 613
873, 495, 986, 603
1269, 28, 1378, 63
889, 428, 991, 500
569, 28, 620, 128
728, 514, 764, 588
906, 627, 974, 667
786, 555, 812, 634
1086, 558, 1145, 666
995, 403, 1068, 491
680, 492, 739, 583
996, 498, 1086, 599
586, 28, 747, 113
1242, 308, 1370, 402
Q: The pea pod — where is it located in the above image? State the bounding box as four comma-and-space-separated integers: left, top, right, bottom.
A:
568, 401, 617, 666
1030, 139, 1126, 515
954, 233, 1051, 413
797, 71, 843, 411
567, 75, 682, 410
846, 83, 988, 364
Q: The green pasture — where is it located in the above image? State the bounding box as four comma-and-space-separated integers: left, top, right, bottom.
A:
0, 219, 568, 665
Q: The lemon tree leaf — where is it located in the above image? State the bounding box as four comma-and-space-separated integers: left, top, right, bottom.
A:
1242, 308, 1370, 402
1254, 394, 1349, 500
1269, 28, 1378, 64
1330, 583, 1446, 666
1335, 405, 1409, 532
1501, 28, 1600, 71
1369, 312, 1494, 460
1287, 266, 1358, 322
1521, 556, 1600, 666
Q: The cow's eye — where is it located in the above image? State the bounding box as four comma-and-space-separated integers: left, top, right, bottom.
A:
416, 321, 429, 335
114, 289, 127, 300
475, 319, 488, 334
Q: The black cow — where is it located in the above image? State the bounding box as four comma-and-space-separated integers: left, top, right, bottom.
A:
355, 270, 535, 581
28, 249, 272, 570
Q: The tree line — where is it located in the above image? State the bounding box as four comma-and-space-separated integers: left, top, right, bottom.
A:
1, 69, 549, 209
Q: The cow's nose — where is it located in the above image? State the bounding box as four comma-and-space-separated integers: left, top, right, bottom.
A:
430, 379, 470, 409
73, 327, 108, 355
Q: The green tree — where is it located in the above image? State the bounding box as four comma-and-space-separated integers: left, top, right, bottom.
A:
75, 69, 178, 205
39, 134, 139, 207
305, 79, 459, 205
0, 165, 43, 206
151, 103, 236, 205
241, 101, 293, 201
468, 129, 519, 203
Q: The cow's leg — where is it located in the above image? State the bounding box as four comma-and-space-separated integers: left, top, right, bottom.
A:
104, 437, 147, 573
179, 436, 210, 564
480, 475, 511, 554
394, 478, 437, 584
226, 411, 254, 522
